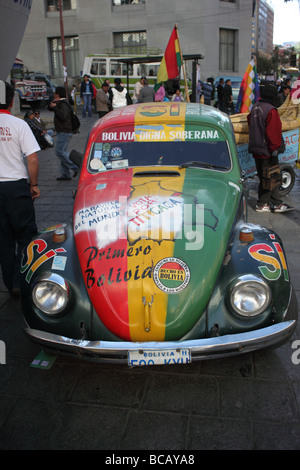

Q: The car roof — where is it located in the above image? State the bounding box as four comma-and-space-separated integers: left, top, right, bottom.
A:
90, 102, 234, 140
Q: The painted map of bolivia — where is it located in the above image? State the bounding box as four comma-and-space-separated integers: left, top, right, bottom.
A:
74, 180, 219, 251
74, 193, 183, 247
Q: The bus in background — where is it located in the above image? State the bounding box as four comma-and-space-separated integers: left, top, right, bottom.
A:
82, 53, 161, 96
282, 67, 299, 80
81, 52, 205, 101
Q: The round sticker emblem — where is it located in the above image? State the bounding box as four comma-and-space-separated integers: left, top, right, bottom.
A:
153, 257, 190, 294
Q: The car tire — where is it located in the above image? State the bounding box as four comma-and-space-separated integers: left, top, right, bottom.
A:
279, 163, 295, 197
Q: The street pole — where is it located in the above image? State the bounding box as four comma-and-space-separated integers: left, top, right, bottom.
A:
58, 0, 68, 98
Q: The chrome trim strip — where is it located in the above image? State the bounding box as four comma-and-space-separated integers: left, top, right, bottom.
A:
24, 320, 296, 364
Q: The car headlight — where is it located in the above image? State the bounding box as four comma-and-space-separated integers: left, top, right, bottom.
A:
32, 273, 69, 315
230, 275, 271, 317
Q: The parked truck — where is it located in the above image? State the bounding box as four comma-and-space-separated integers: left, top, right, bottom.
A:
10, 59, 48, 110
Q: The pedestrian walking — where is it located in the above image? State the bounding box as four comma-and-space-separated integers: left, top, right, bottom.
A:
96, 82, 110, 119
248, 83, 293, 213
223, 79, 233, 114
80, 74, 93, 117
138, 79, 155, 102
0, 81, 41, 296
216, 78, 225, 111
198, 79, 213, 105
48, 86, 79, 181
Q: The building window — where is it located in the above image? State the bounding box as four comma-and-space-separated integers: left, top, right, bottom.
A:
219, 28, 236, 71
47, 0, 76, 11
112, 0, 145, 5
113, 31, 147, 54
49, 36, 80, 78
90, 59, 108, 76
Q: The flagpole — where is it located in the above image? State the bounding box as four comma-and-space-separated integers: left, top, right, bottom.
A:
59, 0, 68, 99
175, 24, 190, 103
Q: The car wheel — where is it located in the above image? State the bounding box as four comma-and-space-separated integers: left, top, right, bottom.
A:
279, 163, 295, 197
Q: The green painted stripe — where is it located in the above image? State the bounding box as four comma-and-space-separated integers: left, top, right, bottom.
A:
164, 104, 241, 340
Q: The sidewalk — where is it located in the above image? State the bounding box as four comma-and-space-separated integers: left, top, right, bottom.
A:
0, 109, 299, 450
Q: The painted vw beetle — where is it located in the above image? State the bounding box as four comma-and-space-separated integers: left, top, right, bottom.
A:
20, 102, 297, 366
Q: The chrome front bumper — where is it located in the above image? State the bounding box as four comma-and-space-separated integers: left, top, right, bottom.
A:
24, 320, 297, 365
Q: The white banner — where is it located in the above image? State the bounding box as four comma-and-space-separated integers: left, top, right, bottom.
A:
291, 79, 300, 104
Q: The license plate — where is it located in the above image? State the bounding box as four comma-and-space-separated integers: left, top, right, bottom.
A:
128, 348, 191, 367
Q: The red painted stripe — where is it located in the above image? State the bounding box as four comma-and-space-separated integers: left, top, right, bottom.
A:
164, 27, 181, 77
74, 168, 134, 340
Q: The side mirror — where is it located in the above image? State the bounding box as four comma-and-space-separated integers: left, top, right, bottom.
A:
70, 149, 83, 168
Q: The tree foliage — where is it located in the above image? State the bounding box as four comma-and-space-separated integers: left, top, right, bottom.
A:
256, 46, 296, 77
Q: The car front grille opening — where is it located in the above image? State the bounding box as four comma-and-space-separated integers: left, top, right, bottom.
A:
133, 171, 181, 178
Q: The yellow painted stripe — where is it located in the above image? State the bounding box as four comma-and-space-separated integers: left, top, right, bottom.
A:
135, 103, 187, 143
127, 104, 188, 341
127, 169, 186, 341
156, 56, 168, 85
135, 102, 187, 125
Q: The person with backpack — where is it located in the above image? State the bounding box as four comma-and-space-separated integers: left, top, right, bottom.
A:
248, 83, 293, 213
48, 86, 79, 181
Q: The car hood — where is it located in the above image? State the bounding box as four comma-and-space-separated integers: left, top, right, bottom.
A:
73, 167, 241, 342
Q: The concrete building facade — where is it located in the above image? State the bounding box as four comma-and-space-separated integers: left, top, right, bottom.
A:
253, 0, 274, 56
17, 0, 254, 83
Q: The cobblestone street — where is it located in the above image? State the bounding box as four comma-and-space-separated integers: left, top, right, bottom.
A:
0, 109, 300, 450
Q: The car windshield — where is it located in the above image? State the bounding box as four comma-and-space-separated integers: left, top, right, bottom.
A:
88, 140, 231, 173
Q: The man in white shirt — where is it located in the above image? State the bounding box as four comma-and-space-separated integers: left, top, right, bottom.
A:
0, 81, 40, 296
133, 76, 145, 104
112, 78, 128, 109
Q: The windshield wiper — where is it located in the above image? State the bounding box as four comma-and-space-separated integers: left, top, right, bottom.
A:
179, 161, 229, 170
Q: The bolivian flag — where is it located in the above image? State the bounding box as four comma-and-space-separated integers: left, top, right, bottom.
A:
155, 26, 182, 91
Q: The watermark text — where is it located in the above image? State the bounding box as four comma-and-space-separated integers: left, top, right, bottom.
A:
0, 341, 6, 365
